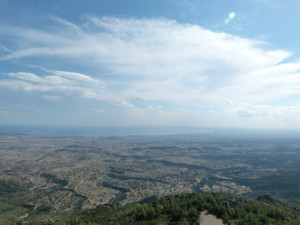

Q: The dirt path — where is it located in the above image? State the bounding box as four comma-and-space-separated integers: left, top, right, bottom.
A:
199, 210, 224, 225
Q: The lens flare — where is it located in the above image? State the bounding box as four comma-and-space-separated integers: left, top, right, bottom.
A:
224, 12, 236, 24
229, 12, 235, 19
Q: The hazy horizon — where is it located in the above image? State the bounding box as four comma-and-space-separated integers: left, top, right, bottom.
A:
1, 124, 300, 137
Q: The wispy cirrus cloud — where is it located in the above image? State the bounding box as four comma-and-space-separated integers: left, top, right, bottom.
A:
1, 16, 300, 127
7, 72, 70, 85
0, 68, 132, 108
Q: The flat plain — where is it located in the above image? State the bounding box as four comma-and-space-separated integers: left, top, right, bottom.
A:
1, 132, 300, 224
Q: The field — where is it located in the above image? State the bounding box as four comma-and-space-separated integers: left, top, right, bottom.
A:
1, 132, 300, 224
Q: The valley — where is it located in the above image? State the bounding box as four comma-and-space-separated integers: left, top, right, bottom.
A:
1, 132, 300, 224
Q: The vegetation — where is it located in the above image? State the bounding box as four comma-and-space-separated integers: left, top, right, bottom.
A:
48, 192, 300, 225
2, 134, 300, 224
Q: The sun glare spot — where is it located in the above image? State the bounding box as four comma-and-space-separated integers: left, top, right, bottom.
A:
224, 12, 236, 24
229, 12, 235, 19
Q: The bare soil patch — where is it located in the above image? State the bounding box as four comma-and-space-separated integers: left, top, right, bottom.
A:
199, 210, 224, 225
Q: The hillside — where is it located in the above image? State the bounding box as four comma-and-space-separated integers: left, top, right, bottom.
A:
29, 192, 300, 225
2, 134, 300, 224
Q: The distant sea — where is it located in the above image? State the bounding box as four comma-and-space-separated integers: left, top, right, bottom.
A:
0, 125, 216, 136
0, 125, 298, 137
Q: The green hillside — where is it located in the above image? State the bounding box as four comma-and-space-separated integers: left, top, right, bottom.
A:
28, 192, 300, 225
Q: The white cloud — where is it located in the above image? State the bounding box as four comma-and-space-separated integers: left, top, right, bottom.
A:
1, 68, 135, 109
7, 72, 70, 85
0, 17, 290, 76
30, 66, 100, 83
147, 105, 163, 110
5, 70, 96, 88
227, 103, 300, 119
8, 72, 43, 83
1, 16, 300, 127
52, 70, 99, 83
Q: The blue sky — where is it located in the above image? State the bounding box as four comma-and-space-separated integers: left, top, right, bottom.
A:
1, 0, 300, 129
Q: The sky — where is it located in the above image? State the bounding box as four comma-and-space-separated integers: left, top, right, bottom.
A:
1, 0, 300, 129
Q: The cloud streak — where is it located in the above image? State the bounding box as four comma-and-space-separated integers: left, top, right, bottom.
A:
1, 69, 132, 108
1, 16, 300, 127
